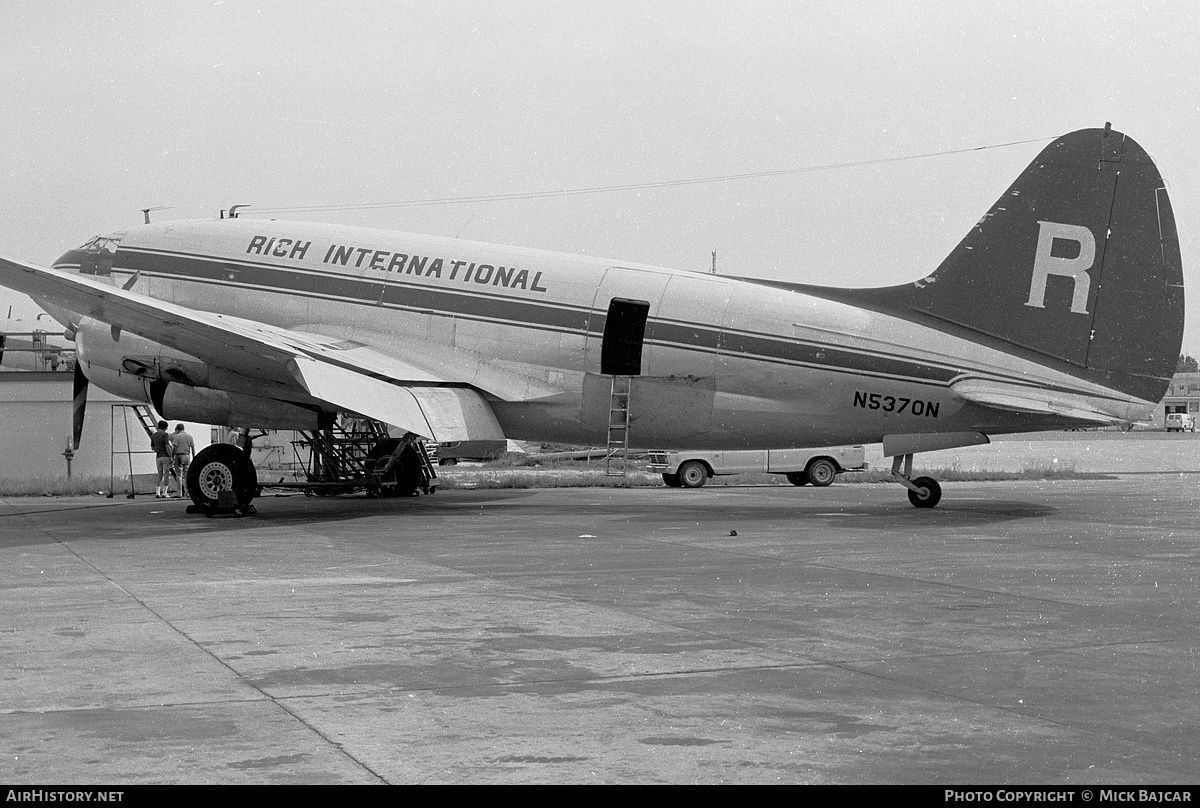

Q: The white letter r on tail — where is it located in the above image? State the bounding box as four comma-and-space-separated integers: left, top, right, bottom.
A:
1025, 221, 1095, 314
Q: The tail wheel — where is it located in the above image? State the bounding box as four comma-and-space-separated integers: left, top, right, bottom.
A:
907, 476, 942, 508
677, 460, 708, 488
805, 457, 838, 487
188, 444, 257, 508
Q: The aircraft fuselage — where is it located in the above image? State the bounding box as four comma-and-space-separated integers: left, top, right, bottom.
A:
54, 218, 1148, 450
58, 217, 1152, 451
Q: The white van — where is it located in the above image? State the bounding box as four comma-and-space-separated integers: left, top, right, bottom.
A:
647, 446, 867, 488
1165, 413, 1195, 432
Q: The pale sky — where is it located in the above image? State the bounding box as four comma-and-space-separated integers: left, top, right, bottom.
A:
4, 1, 1199, 353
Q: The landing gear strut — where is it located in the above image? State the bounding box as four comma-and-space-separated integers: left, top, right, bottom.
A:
891, 454, 941, 508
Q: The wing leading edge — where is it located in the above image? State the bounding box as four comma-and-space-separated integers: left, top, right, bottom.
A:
0, 254, 505, 442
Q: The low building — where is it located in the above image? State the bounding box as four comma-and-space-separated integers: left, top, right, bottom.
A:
0, 369, 211, 488
1158, 371, 1200, 428
0, 314, 213, 488
0, 371, 157, 480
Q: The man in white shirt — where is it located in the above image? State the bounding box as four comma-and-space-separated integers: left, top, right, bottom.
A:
170, 424, 195, 498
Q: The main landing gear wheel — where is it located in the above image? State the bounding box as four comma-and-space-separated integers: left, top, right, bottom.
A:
805, 457, 837, 487
677, 460, 708, 488
188, 444, 258, 509
785, 471, 809, 486
907, 476, 942, 509
662, 473, 683, 488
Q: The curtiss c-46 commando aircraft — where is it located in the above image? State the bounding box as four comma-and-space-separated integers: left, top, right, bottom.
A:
0, 125, 1183, 510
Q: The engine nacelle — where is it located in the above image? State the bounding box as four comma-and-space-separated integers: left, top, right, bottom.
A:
81, 363, 155, 404
151, 382, 318, 430
75, 317, 210, 387
74, 318, 321, 431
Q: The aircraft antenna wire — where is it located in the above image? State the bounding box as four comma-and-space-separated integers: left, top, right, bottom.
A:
245, 135, 1058, 217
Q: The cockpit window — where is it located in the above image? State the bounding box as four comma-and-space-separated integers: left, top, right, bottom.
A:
78, 233, 124, 276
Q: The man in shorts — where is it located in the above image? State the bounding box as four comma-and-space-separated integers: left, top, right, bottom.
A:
150, 420, 173, 499
170, 423, 195, 498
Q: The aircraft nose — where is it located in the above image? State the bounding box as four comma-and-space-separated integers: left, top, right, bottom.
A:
57, 233, 124, 277
47, 244, 97, 333
52, 247, 86, 272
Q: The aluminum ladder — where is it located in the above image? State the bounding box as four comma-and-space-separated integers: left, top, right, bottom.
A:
131, 404, 158, 438
605, 376, 632, 477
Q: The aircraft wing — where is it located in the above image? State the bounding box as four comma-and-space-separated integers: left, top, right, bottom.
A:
0, 254, 504, 442
950, 378, 1127, 426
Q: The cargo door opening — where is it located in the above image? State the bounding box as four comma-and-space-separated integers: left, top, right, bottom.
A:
601, 298, 649, 376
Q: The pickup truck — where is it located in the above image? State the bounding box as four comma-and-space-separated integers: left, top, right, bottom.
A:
647, 446, 868, 488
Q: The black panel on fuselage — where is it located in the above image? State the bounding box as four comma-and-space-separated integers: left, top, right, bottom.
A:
601, 298, 650, 376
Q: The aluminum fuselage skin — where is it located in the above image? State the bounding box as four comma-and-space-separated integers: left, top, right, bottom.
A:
57, 219, 1151, 450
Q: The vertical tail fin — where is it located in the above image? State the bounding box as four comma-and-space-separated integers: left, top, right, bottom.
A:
758, 126, 1184, 402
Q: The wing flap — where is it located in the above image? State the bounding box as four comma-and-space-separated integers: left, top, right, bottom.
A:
289, 356, 435, 437
406, 386, 506, 442
290, 356, 505, 442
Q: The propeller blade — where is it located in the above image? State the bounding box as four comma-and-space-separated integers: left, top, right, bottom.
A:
72, 361, 88, 450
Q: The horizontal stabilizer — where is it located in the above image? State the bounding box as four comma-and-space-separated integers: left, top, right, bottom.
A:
951, 379, 1124, 425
